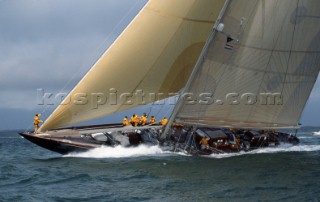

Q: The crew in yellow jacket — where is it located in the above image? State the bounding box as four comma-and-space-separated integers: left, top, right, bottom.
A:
122, 116, 131, 126
34, 113, 43, 134
148, 116, 156, 125
199, 137, 210, 150
139, 113, 148, 126
130, 114, 140, 127
160, 117, 168, 126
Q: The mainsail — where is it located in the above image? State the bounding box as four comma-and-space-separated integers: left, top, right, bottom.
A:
176, 0, 320, 129
40, 0, 225, 131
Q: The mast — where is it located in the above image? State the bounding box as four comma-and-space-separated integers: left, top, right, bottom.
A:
161, 0, 232, 139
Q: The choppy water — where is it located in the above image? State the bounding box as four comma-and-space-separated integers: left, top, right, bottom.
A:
1, 129, 320, 201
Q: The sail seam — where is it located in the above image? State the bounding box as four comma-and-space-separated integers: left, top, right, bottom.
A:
145, 7, 215, 24
244, 0, 295, 127
235, 44, 320, 53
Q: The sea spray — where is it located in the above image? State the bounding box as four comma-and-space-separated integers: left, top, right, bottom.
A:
64, 145, 171, 159
64, 142, 320, 159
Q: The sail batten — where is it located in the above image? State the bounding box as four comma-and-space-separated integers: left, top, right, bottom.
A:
40, 0, 226, 131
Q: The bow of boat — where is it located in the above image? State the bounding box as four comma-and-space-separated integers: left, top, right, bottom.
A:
18, 132, 97, 155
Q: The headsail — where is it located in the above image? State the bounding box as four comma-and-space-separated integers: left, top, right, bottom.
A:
40, 0, 225, 131
176, 0, 320, 129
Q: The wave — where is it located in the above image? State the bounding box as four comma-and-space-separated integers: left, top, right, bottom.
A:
312, 131, 320, 136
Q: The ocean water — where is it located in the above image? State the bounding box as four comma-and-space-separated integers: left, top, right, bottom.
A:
1, 129, 320, 202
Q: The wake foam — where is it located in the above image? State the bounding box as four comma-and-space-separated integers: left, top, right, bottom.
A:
65, 144, 320, 159
298, 136, 315, 139
208, 144, 320, 159
64, 145, 173, 159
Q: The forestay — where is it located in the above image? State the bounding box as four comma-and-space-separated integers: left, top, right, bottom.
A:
176, 0, 320, 129
40, 0, 225, 131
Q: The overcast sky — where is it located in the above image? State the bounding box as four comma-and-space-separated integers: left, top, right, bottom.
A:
0, 0, 319, 131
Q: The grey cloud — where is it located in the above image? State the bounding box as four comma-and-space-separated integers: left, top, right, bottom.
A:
0, 0, 146, 41
0, 36, 109, 91
0, 0, 147, 110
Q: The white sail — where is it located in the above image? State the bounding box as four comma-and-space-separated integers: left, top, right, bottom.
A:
176, 0, 320, 129
40, 0, 225, 131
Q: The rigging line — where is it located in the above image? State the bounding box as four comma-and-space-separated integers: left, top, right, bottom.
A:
39, 0, 144, 120
25, 121, 34, 133
147, 101, 161, 119
163, 103, 175, 119
145, 96, 158, 118
151, 101, 167, 121
147, 95, 175, 118
174, 132, 183, 153
191, 133, 197, 153
166, 104, 175, 118
146, 102, 155, 118
154, 100, 166, 116
150, 96, 176, 119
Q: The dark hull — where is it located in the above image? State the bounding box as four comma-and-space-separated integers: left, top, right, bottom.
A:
19, 124, 300, 156
19, 132, 98, 155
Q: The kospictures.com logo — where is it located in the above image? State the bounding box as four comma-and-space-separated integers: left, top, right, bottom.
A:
37, 88, 283, 109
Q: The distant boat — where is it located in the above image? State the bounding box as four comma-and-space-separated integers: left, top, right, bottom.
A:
20, 0, 320, 155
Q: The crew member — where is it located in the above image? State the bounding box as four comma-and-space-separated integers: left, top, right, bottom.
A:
160, 117, 168, 126
139, 113, 148, 126
173, 123, 183, 127
34, 113, 43, 134
130, 114, 139, 127
122, 116, 131, 126
199, 137, 210, 150
148, 116, 156, 125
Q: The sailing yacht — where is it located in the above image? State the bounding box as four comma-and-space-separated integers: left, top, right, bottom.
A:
20, 0, 319, 155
